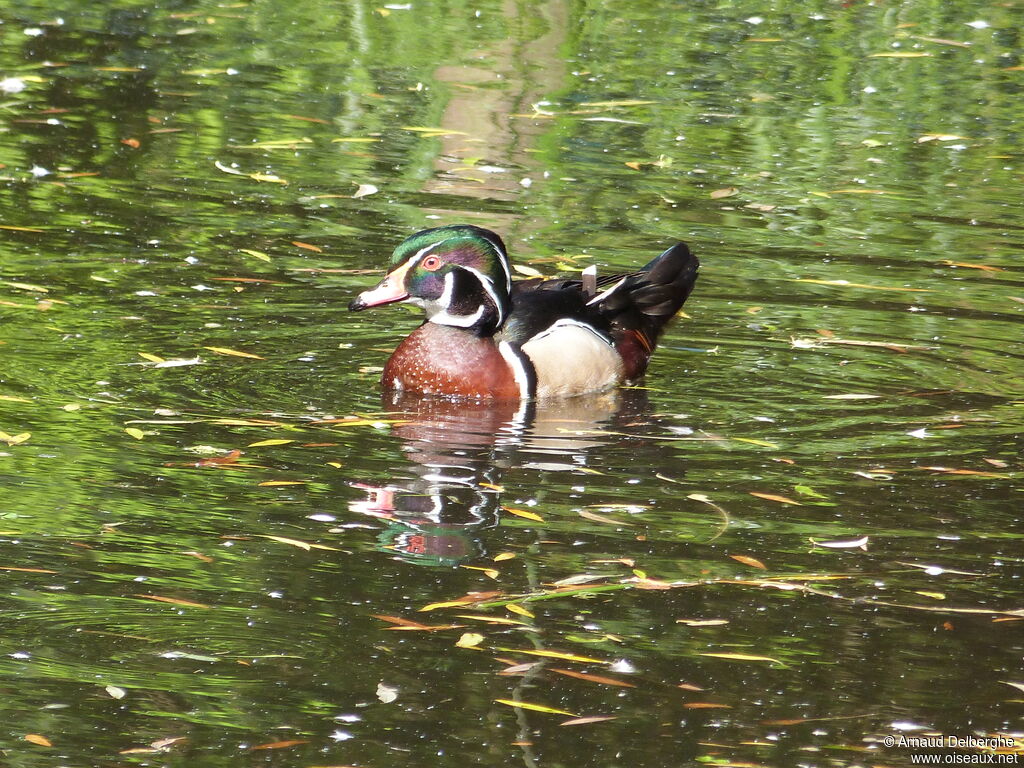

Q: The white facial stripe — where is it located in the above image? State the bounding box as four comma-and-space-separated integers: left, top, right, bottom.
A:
498, 341, 533, 399
411, 238, 453, 265
458, 264, 506, 327
428, 303, 486, 328
478, 234, 511, 292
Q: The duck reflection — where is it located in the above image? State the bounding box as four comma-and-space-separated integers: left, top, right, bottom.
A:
348, 390, 650, 566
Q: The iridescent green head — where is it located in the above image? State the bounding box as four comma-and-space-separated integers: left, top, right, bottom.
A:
349, 225, 512, 334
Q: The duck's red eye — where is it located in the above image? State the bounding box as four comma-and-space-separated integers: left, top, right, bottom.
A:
421, 255, 442, 271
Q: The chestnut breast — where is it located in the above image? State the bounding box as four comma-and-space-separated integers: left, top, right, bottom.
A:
382, 323, 520, 399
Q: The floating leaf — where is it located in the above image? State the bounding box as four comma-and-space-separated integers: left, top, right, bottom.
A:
549, 668, 636, 688
0, 431, 31, 446
920, 466, 1007, 478
257, 481, 307, 486
239, 248, 270, 262
251, 740, 309, 750
560, 715, 618, 726
0, 395, 32, 403
749, 492, 802, 505
137, 352, 165, 363
729, 554, 767, 570
376, 682, 398, 703
352, 183, 378, 199
676, 618, 728, 627
939, 259, 1003, 272
259, 535, 315, 550
731, 437, 780, 449
868, 51, 931, 57
506, 604, 534, 618
133, 594, 210, 608
420, 598, 477, 612
25, 734, 52, 747
125, 427, 145, 440
684, 702, 731, 709
456, 632, 485, 648
291, 241, 322, 252
498, 648, 608, 664
793, 485, 828, 499
105, 685, 127, 699
493, 552, 516, 562
1000, 681, 1024, 694
247, 439, 295, 447
203, 346, 265, 360
494, 699, 577, 717
503, 506, 544, 522
578, 510, 631, 526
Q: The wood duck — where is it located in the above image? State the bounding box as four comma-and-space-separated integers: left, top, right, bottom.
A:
349, 225, 698, 399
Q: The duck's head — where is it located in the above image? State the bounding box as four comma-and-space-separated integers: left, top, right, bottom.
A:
349, 225, 512, 334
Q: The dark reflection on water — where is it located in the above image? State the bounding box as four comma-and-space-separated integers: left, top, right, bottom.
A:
348, 392, 647, 566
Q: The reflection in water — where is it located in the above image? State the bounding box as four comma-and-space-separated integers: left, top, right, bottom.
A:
349, 390, 648, 565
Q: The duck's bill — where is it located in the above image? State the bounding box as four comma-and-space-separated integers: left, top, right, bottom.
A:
348, 277, 409, 311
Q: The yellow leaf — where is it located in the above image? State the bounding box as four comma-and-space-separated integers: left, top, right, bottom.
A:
700, 652, 783, 664
248, 172, 288, 184
203, 346, 265, 359
512, 264, 544, 278
868, 51, 931, 57
257, 481, 307, 486
247, 439, 295, 447
749, 492, 803, 506
125, 427, 145, 440
0, 431, 31, 445
331, 137, 381, 143
503, 507, 544, 522
731, 437, 780, 449
105, 685, 127, 699
461, 565, 499, 579
454, 614, 527, 626
0, 395, 31, 403
62, 403, 81, 411
506, 604, 534, 618
493, 552, 516, 562
729, 554, 767, 570
494, 699, 578, 717
914, 591, 946, 600
239, 249, 270, 262
420, 598, 476, 611
498, 648, 608, 664
455, 632, 484, 648
258, 535, 311, 550
352, 183, 378, 199
137, 352, 165, 363
25, 734, 53, 747
2, 281, 49, 293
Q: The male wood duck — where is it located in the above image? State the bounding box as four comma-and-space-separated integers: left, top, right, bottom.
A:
349, 225, 698, 399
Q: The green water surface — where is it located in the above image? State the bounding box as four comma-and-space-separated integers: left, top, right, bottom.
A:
0, 1, 1021, 766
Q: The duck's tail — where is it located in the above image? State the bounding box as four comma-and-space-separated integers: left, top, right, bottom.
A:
593, 242, 699, 379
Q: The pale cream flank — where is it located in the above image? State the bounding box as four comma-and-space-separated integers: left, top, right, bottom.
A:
521, 320, 624, 397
